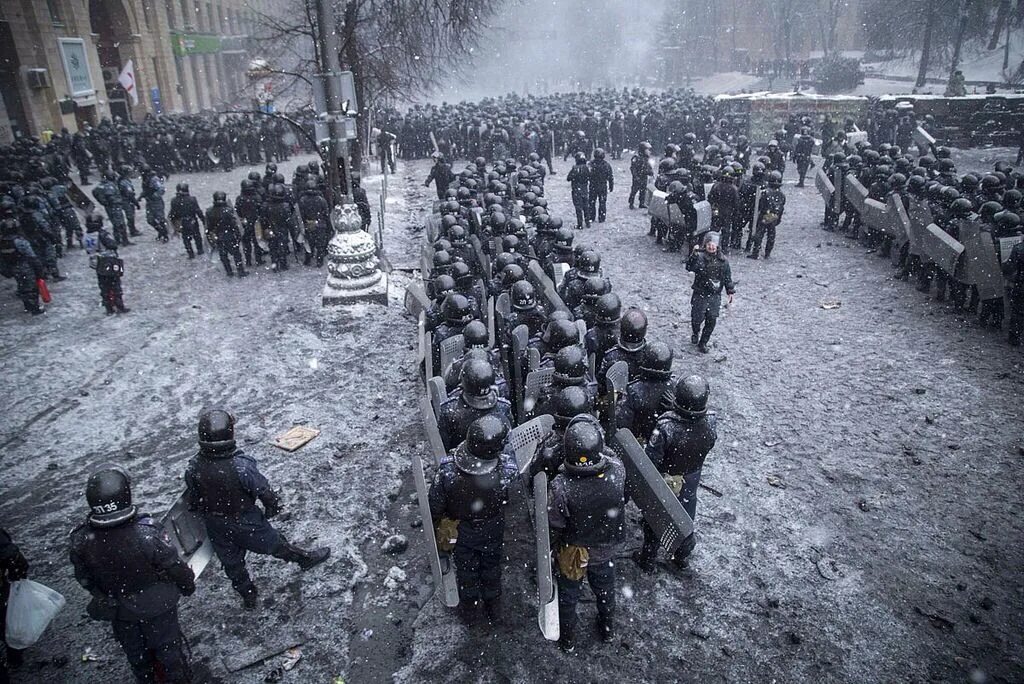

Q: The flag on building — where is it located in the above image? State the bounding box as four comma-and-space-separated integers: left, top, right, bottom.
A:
117, 60, 138, 106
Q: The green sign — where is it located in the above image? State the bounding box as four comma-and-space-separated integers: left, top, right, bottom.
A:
170, 32, 222, 57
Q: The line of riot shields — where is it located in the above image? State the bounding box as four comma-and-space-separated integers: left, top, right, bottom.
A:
404, 156, 695, 641
816, 131, 1022, 336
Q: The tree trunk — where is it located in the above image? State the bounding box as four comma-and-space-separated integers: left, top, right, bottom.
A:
916, 3, 937, 88
989, 0, 1010, 50
950, 0, 971, 72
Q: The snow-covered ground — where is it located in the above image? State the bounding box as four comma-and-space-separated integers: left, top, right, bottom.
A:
2, 148, 1023, 682
861, 34, 1024, 84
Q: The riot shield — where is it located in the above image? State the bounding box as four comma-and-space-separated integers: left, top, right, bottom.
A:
750, 186, 761, 239
832, 170, 844, 214
423, 328, 434, 380
486, 297, 496, 348
426, 215, 442, 243
815, 167, 834, 205
913, 126, 936, 155
846, 129, 868, 146
844, 175, 868, 215
861, 198, 892, 237
920, 223, 964, 275
421, 250, 432, 280
419, 395, 447, 464
417, 313, 428, 376
469, 235, 490, 279
527, 260, 556, 293
161, 492, 213, 578
438, 334, 465, 379
1000, 236, 1024, 263
906, 201, 934, 259
470, 208, 484, 232
693, 200, 712, 236
956, 220, 1004, 300
411, 451, 459, 607
647, 189, 670, 223
427, 375, 448, 417
576, 319, 587, 347
523, 368, 555, 417
508, 415, 555, 475
552, 262, 570, 289
603, 360, 629, 429
887, 194, 912, 253
511, 325, 529, 422
611, 429, 694, 555
404, 283, 431, 318
254, 220, 270, 252
533, 471, 559, 642
67, 181, 95, 211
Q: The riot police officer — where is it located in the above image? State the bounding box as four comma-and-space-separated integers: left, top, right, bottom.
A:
168, 183, 205, 259
437, 359, 513, 451
567, 152, 591, 229
635, 375, 717, 570
549, 417, 626, 652
628, 142, 653, 210
748, 171, 786, 259
598, 307, 648, 394
234, 179, 264, 266
260, 184, 294, 272
117, 166, 142, 238
298, 180, 332, 268
584, 292, 621, 374
69, 468, 195, 683
615, 341, 674, 444
184, 409, 330, 608
206, 191, 248, 277
140, 165, 169, 242
687, 232, 735, 353
428, 415, 518, 624
92, 170, 132, 246
588, 148, 614, 223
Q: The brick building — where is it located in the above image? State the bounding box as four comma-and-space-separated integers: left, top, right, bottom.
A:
0, 0, 276, 142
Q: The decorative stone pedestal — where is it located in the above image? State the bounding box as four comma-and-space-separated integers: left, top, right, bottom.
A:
322, 203, 388, 305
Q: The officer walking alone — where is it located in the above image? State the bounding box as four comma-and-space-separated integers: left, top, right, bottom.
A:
686, 232, 735, 353
184, 409, 330, 609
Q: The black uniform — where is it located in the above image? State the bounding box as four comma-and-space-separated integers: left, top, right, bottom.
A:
615, 375, 674, 444
206, 204, 247, 276
588, 157, 614, 223
686, 249, 735, 348
234, 189, 264, 266
1005, 240, 1024, 346
628, 154, 652, 209
260, 194, 294, 271
567, 162, 591, 229
794, 134, 814, 186
69, 514, 195, 683
298, 188, 332, 267
428, 448, 518, 605
549, 453, 626, 644
1, 529, 30, 680
708, 180, 739, 252
642, 409, 718, 560
437, 393, 514, 451
168, 194, 205, 258
749, 188, 786, 259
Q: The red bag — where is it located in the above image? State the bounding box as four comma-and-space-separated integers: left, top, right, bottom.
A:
37, 278, 51, 304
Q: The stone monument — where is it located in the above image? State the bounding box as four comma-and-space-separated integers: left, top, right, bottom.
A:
322, 203, 387, 305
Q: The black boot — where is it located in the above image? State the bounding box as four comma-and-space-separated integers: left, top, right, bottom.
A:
632, 547, 656, 573
240, 585, 259, 610
277, 543, 330, 570
596, 615, 614, 642
558, 623, 576, 653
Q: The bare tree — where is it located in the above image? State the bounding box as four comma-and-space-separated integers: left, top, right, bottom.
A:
816, 0, 848, 56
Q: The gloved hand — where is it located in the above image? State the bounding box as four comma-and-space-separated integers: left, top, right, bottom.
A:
262, 495, 282, 519
7, 550, 29, 581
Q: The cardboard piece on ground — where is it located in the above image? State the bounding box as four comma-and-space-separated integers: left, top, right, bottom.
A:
271, 426, 320, 452
223, 636, 303, 673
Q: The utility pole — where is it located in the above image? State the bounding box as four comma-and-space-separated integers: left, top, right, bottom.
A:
315, 0, 352, 205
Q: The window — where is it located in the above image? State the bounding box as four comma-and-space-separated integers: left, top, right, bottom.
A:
46, 0, 63, 25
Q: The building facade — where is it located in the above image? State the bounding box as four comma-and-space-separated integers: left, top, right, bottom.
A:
0, 0, 275, 142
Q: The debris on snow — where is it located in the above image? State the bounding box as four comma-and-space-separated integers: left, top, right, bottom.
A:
383, 566, 407, 592
81, 647, 100, 662
766, 475, 786, 489
272, 425, 321, 452
815, 557, 843, 581
820, 299, 842, 310
382, 534, 408, 555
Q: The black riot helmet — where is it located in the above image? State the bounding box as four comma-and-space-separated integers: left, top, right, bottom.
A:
595, 292, 622, 325
581, 276, 610, 304
553, 386, 593, 425
543, 319, 579, 352
981, 174, 1002, 190
979, 201, 1003, 222
448, 224, 467, 245
950, 198, 974, 218
176, 182, 190, 195
269, 184, 287, 199
460, 415, 509, 472
85, 467, 137, 528
431, 274, 456, 301
996, 211, 1021, 231
619, 308, 648, 351
265, 163, 277, 174
673, 375, 710, 415
639, 341, 673, 380
432, 250, 453, 273
443, 293, 473, 324
767, 171, 783, 188
553, 345, 588, 384
248, 171, 261, 182
460, 358, 496, 409
241, 179, 254, 192
213, 191, 228, 206
463, 319, 489, 348
198, 408, 236, 451
576, 250, 601, 275
594, 148, 606, 160
85, 211, 104, 232
500, 264, 525, 289
511, 280, 537, 310
450, 260, 473, 286
563, 416, 605, 469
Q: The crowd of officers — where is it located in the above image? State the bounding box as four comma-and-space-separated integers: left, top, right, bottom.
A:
1, 137, 372, 316
819, 132, 1024, 346
39, 113, 316, 185
1, 410, 330, 683
418, 153, 720, 653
